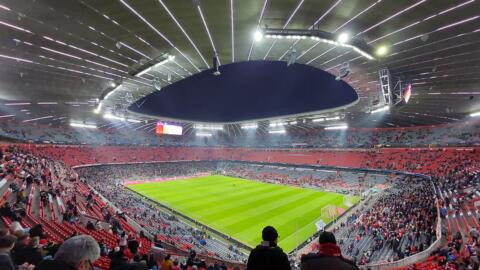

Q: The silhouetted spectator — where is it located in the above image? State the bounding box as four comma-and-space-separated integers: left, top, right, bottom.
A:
301, 231, 358, 270
247, 226, 291, 270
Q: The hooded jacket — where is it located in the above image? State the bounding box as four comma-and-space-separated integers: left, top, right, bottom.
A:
247, 242, 291, 270
300, 243, 358, 270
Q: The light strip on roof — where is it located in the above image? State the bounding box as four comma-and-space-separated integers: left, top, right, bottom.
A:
119, 0, 200, 72
230, 0, 235, 62
241, 123, 258, 129
68, 44, 99, 57
0, 115, 14, 118
368, 21, 421, 44
126, 118, 142, 123
269, 122, 286, 127
136, 36, 151, 46
118, 42, 151, 60
196, 132, 212, 137
70, 122, 97, 129
368, 0, 476, 45
304, 0, 381, 64
0, 54, 33, 63
268, 129, 286, 134
5, 102, 31, 106
439, 0, 474, 15
42, 36, 129, 68
263, 0, 304, 59
325, 116, 341, 121
135, 67, 152, 77
356, 0, 427, 37
194, 124, 223, 130
325, 124, 348, 130
37, 102, 58, 105
334, 0, 381, 32
40, 47, 82, 60
22, 116, 54, 123
0, 4, 10, 11
0, 20, 32, 33
197, 5, 220, 65
278, 0, 343, 60
436, 15, 479, 31
470, 111, 480, 117
247, 0, 269, 60
305, 47, 335, 64
157, 0, 209, 68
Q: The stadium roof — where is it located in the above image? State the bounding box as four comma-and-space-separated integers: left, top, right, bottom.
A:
0, 0, 479, 129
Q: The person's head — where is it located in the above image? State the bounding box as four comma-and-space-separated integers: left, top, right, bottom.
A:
31, 236, 40, 248
0, 234, 16, 251
165, 254, 171, 261
16, 233, 29, 245
192, 266, 198, 270
54, 235, 100, 270
262, 226, 278, 246
319, 231, 337, 245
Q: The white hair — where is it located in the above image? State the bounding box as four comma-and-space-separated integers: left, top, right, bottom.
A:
54, 235, 100, 266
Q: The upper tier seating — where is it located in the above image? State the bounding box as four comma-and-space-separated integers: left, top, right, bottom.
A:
1, 119, 479, 148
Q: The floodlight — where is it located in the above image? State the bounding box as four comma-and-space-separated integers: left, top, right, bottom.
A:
254, 30, 263, 42
376, 46, 388, 56
337, 32, 349, 44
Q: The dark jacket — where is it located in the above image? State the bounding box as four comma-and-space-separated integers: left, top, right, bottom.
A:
247, 244, 291, 270
12, 244, 43, 266
300, 253, 359, 270
0, 252, 15, 270
36, 259, 77, 270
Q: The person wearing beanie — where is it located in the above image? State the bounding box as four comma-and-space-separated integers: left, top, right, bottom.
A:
247, 226, 291, 270
301, 231, 358, 270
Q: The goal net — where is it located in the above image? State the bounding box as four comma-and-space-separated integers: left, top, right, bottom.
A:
343, 195, 357, 207
321, 204, 338, 221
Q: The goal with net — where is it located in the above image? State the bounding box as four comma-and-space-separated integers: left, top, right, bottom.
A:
343, 195, 357, 207
321, 204, 338, 221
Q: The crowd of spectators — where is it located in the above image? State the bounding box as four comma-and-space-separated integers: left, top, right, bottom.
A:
75, 162, 247, 262
217, 162, 390, 195
0, 146, 247, 270
1, 142, 480, 269
1, 119, 479, 148
333, 176, 437, 265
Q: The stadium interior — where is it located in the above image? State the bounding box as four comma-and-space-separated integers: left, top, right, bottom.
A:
0, 0, 479, 270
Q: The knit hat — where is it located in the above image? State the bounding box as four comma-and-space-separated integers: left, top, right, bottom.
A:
262, 226, 278, 242
319, 231, 336, 244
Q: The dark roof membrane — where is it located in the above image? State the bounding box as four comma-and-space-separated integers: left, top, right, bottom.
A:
129, 60, 358, 123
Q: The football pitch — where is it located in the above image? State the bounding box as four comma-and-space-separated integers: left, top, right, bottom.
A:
127, 175, 358, 252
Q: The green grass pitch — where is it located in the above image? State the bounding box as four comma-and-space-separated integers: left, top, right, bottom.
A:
127, 175, 359, 252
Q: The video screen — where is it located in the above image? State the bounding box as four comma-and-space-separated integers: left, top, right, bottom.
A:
156, 122, 182, 136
